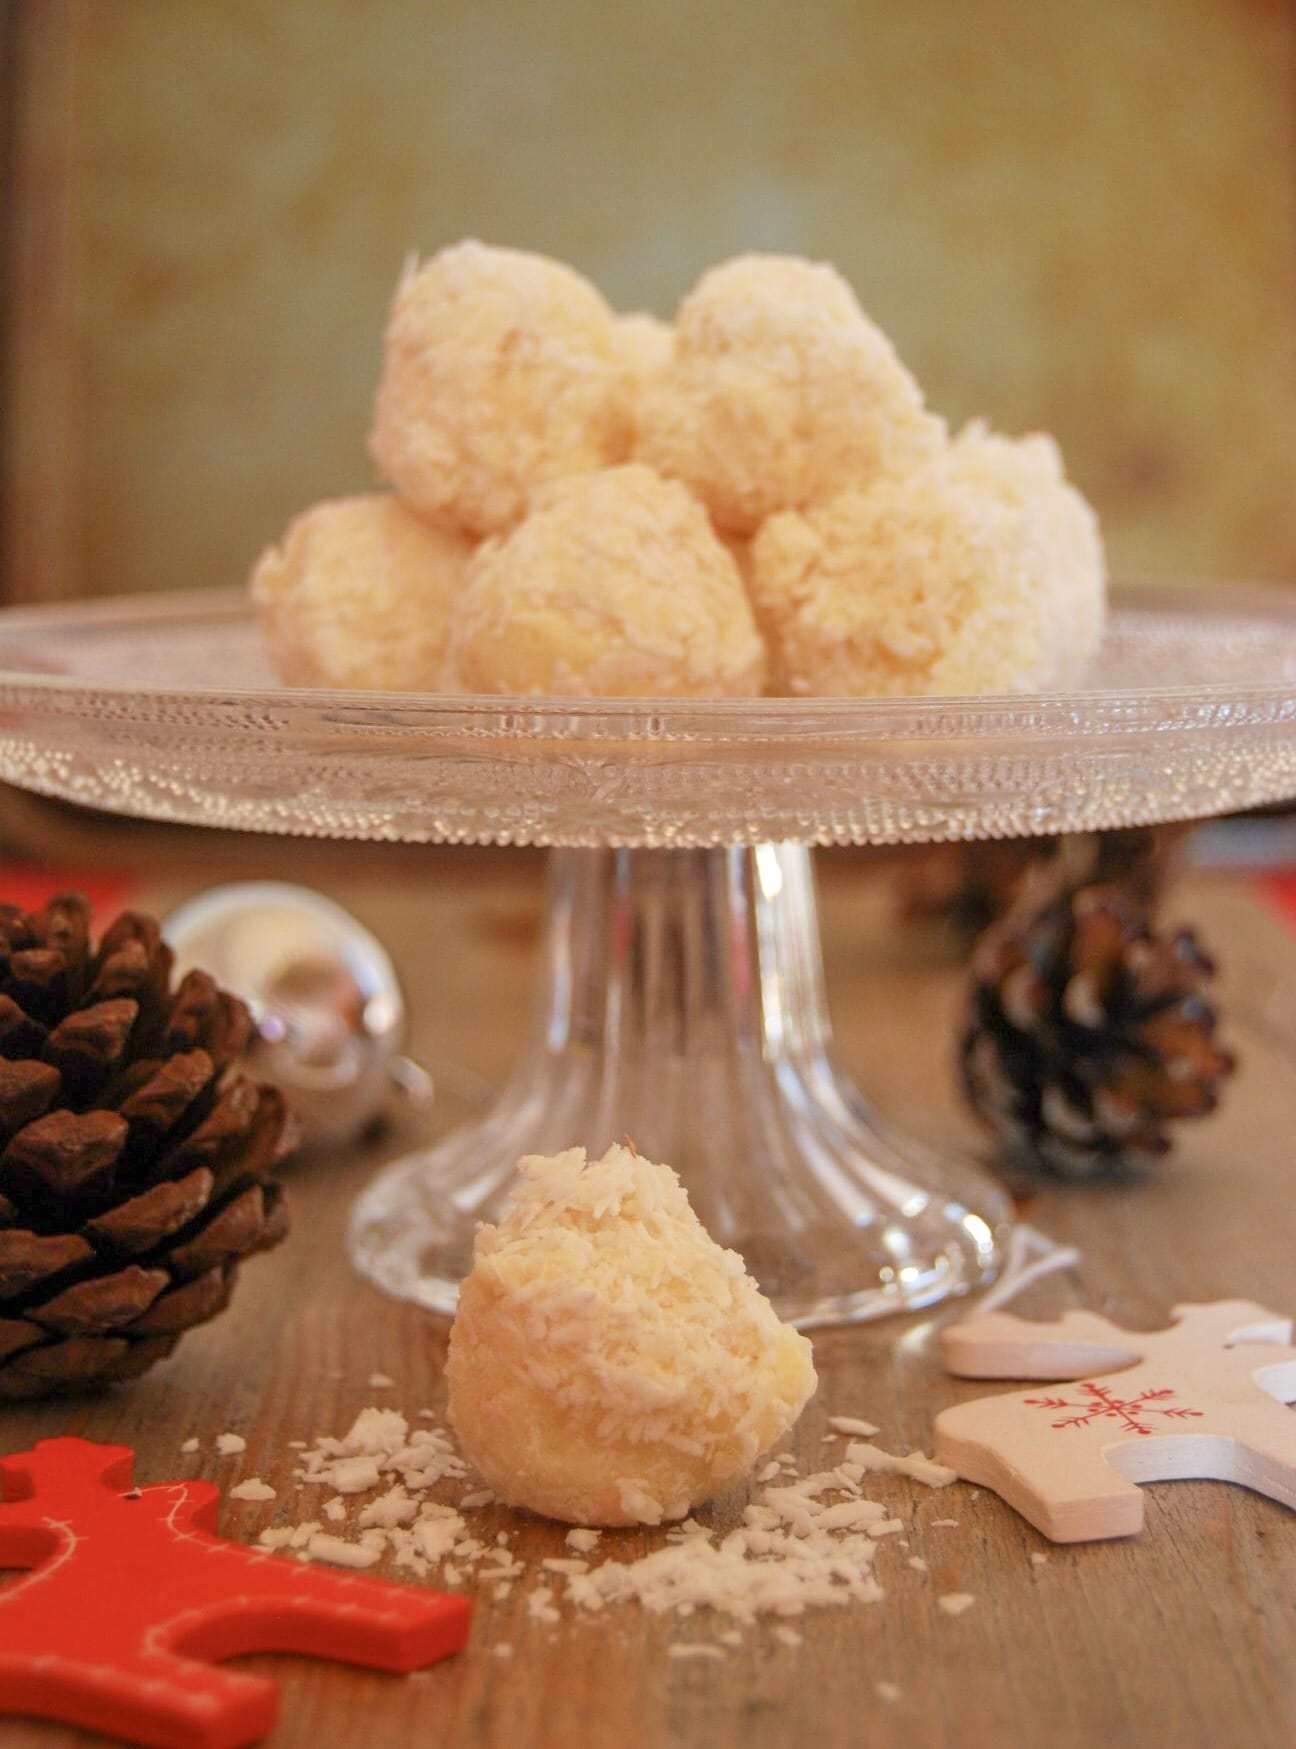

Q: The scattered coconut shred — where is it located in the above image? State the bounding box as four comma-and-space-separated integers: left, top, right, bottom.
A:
240, 1403, 962, 1635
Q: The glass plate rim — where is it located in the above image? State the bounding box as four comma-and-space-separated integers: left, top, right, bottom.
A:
0, 580, 1293, 734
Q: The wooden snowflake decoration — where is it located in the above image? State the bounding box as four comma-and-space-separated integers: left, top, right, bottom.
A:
936, 1300, 1296, 1541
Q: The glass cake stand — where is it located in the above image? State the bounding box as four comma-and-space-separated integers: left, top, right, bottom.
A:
2, 583, 1296, 1327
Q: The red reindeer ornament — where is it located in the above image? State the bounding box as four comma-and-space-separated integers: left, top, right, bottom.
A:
0, 1437, 471, 1748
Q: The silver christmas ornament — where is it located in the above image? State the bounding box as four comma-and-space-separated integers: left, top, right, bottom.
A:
164, 881, 431, 1149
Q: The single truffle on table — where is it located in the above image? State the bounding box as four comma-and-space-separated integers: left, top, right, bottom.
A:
636, 253, 944, 536
749, 422, 1107, 698
251, 493, 473, 691
445, 1144, 817, 1527
442, 464, 768, 697
369, 240, 629, 536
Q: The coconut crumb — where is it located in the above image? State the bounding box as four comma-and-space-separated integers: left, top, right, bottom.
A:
938, 1592, 976, 1617
179, 1437, 200, 1455
1031, 1551, 1049, 1568
368, 1372, 395, 1389
306, 1533, 382, 1570
358, 1486, 418, 1531
215, 1433, 246, 1456
669, 1643, 726, 1662
877, 1680, 902, 1703
229, 1478, 276, 1503
827, 1416, 881, 1437
844, 1442, 956, 1488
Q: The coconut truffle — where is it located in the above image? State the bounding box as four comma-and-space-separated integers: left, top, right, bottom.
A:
615, 311, 673, 446
369, 240, 628, 536
446, 1144, 818, 1527
250, 493, 473, 691
637, 253, 943, 535
749, 423, 1107, 698
442, 464, 768, 696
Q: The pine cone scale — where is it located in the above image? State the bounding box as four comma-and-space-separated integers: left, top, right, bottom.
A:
43, 998, 139, 1103
30, 1264, 170, 1336
0, 1229, 93, 1298
117, 1050, 215, 1138
209, 1088, 297, 1198
129, 1264, 233, 1338
0, 995, 48, 1057
86, 1167, 216, 1256
169, 1182, 285, 1281
3, 1110, 129, 1220
0, 1059, 60, 1137
0, 1336, 133, 1399
0, 1317, 43, 1360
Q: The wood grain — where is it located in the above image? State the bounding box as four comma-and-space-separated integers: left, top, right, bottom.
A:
2, 856, 1295, 1749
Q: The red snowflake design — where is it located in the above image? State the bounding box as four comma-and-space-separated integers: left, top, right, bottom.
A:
1024, 1381, 1205, 1437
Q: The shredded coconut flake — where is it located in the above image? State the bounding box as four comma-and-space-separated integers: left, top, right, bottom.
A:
229, 1478, 276, 1503
306, 1533, 382, 1570
844, 1442, 956, 1488
215, 1434, 246, 1456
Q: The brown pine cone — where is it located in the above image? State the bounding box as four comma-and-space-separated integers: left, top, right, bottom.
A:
0, 893, 296, 1399
901, 827, 1182, 939
961, 883, 1234, 1179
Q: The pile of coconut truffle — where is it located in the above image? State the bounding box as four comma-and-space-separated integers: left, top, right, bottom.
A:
252, 241, 1106, 700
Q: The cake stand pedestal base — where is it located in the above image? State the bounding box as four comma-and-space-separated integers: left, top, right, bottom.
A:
348, 844, 1007, 1328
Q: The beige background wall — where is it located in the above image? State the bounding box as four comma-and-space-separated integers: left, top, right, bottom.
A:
5, 0, 1296, 600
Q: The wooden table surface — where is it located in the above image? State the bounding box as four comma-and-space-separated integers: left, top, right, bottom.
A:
4, 850, 1296, 1749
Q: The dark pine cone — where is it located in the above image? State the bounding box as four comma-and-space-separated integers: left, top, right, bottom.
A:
961, 883, 1235, 1179
0, 894, 295, 1399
